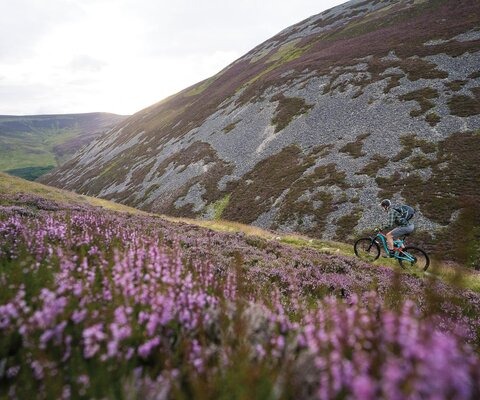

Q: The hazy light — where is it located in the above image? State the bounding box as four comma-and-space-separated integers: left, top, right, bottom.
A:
0, 0, 345, 115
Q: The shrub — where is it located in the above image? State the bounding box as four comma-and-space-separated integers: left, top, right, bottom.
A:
270, 94, 313, 133
357, 154, 389, 177
339, 133, 370, 158
409, 154, 433, 169
383, 74, 403, 94
399, 88, 438, 117
447, 94, 480, 117
425, 112, 441, 127
223, 120, 241, 134
334, 208, 362, 240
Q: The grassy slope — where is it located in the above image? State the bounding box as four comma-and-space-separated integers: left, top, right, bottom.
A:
0, 128, 75, 179
0, 172, 147, 215
0, 114, 127, 179
3, 174, 479, 399
2, 171, 479, 293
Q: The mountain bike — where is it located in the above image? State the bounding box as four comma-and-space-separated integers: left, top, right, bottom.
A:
353, 230, 430, 271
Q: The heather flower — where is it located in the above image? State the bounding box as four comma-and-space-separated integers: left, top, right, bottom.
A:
0, 302, 18, 330
31, 361, 44, 380
61, 385, 71, 400
83, 323, 106, 358
1, 193, 479, 399
40, 321, 67, 349
107, 307, 132, 358
189, 339, 204, 373
138, 337, 161, 359
71, 309, 87, 324
6, 366, 20, 379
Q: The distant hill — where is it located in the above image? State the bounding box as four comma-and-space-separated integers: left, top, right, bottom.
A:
41, 0, 480, 266
0, 112, 128, 180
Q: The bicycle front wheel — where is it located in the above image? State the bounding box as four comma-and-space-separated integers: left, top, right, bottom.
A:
398, 246, 430, 271
354, 238, 380, 262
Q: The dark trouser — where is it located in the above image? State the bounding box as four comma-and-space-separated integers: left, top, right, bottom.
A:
390, 224, 414, 238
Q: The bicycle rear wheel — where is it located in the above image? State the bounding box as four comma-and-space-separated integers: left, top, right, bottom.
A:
398, 246, 430, 271
354, 238, 380, 262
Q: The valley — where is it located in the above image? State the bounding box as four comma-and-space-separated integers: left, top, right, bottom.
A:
0, 113, 127, 180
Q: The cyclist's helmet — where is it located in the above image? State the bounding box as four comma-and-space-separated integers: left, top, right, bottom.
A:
380, 199, 391, 209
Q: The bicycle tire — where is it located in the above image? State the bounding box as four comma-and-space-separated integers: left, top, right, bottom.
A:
354, 238, 380, 262
397, 246, 430, 271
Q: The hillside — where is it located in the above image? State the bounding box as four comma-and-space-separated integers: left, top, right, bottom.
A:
1, 173, 480, 398
0, 113, 127, 180
40, 0, 480, 266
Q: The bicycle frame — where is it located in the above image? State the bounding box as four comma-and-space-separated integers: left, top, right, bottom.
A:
373, 233, 416, 263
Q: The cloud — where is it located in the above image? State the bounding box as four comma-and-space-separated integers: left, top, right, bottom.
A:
0, 0, 345, 115
0, 0, 82, 63
67, 55, 107, 72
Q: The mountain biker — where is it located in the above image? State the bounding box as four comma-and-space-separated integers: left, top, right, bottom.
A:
379, 199, 415, 257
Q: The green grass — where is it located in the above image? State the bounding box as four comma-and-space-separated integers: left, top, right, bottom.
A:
242, 40, 312, 89
427, 262, 480, 293
0, 150, 55, 172
211, 194, 231, 220
5, 165, 56, 180
266, 39, 306, 64
0, 127, 82, 173
182, 77, 216, 97
0, 172, 149, 215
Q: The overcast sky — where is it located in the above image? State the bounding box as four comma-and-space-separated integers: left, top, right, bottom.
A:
0, 0, 345, 116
